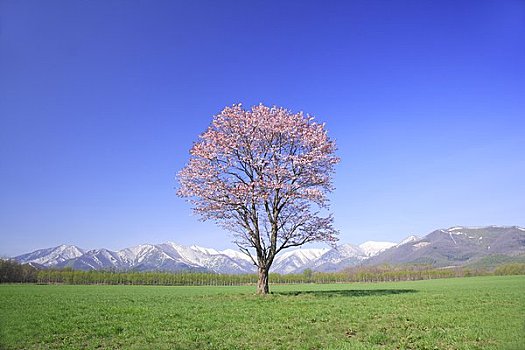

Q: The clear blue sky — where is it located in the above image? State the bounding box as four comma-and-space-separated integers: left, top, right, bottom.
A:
1, 0, 524, 257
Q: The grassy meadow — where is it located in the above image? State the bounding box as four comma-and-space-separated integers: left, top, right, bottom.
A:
0, 276, 524, 349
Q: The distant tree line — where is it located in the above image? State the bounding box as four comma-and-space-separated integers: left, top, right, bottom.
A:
340, 265, 481, 282
494, 263, 525, 276
1, 259, 524, 285
0, 259, 39, 283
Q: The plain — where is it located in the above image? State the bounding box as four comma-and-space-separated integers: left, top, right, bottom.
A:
0, 276, 524, 349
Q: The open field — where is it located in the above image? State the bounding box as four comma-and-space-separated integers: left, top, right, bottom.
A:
0, 276, 524, 349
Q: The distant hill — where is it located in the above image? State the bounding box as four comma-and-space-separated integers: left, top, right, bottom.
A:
365, 226, 525, 267
13, 226, 525, 273
16, 245, 85, 266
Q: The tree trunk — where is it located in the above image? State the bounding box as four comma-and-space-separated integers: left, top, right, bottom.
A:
256, 266, 269, 295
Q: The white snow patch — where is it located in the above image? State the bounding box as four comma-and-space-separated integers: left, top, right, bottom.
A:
413, 242, 430, 249
274, 248, 330, 264
270, 248, 330, 274
84, 261, 97, 270
335, 244, 365, 258
165, 243, 207, 265
221, 249, 253, 262
118, 244, 154, 261
190, 245, 220, 256
26, 245, 85, 266
449, 231, 465, 235
359, 241, 396, 257
397, 235, 420, 246
449, 233, 457, 245
448, 227, 464, 231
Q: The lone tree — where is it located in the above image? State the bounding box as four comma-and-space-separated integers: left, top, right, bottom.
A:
177, 104, 339, 294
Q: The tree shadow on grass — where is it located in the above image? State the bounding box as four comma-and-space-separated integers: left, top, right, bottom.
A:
274, 289, 417, 298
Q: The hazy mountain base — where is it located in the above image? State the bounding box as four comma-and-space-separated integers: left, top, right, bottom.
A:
464, 254, 525, 270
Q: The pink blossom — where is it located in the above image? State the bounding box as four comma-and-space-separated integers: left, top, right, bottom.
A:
177, 103, 339, 293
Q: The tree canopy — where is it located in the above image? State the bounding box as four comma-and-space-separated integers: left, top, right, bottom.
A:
177, 104, 339, 293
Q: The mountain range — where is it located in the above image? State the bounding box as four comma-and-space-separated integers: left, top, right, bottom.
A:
13, 226, 525, 274
365, 226, 525, 267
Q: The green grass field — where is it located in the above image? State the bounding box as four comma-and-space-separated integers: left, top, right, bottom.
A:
0, 276, 524, 349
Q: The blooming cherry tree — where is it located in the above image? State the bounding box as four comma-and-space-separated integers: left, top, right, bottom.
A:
177, 104, 339, 294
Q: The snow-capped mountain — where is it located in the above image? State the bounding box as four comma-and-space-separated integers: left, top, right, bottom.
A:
13, 242, 376, 274
55, 243, 255, 274
271, 248, 330, 274
364, 226, 525, 267
58, 248, 127, 270
115, 243, 205, 272
158, 242, 255, 274
396, 235, 420, 247
16, 245, 85, 266
220, 249, 253, 262
294, 241, 397, 273
358, 241, 396, 257
13, 226, 524, 273
299, 243, 366, 272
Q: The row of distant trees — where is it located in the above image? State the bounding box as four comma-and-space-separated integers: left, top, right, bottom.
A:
2, 259, 524, 285
0, 260, 39, 283
492, 263, 525, 276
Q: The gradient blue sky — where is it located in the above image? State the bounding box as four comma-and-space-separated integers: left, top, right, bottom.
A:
1, 0, 524, 257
